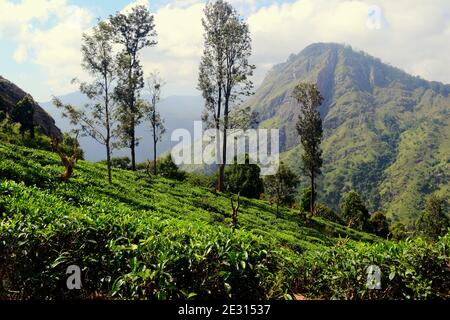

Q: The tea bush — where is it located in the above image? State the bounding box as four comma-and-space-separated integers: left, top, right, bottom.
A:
1, 142, 448, 300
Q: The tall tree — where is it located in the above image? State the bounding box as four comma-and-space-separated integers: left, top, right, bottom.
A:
198, 0, 232, 190
59, 21, 117, 183
110, 5, 157, 171
198, 0, 254, 192
264, 162, 300, 218
144, 72, 165, 175
13, 95, 35, 139
416, 193, 449, 241
293, 83, 324, 216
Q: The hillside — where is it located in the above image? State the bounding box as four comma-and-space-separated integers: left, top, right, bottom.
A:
1, 141, 449, 300
246, 43, 450, 224
0, 76, 61, 139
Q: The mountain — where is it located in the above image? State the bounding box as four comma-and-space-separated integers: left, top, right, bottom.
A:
40, 93, 203, 162
0, 75, 61, 139
246, 43, 449, 224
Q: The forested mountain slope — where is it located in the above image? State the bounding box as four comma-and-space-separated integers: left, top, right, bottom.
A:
246, 43, 450, 224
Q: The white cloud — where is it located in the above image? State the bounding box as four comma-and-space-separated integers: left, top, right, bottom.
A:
246, 0, 450, 85
122, 0, 149, 13
139, 2, 204, 96
144, 0, 450, 98
0, 0, 94, 98
1, 0, 450, 101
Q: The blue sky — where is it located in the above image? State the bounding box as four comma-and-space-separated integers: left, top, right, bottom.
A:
1, 0, 449, 103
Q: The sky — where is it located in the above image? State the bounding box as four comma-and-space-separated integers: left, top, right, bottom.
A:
1, 0, 450, 102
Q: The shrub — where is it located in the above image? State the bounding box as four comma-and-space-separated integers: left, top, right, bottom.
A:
225, 154, 264, 199
297, 234, 450, 300
98, 157, 131, 170
264, 162, 299, 217
340, 191, 371, 231
300, 188, 311, 213
185, 173, 215, 189
415, 194, 450, 241
370, 211, 389, 238
158, 155, 186, 181
390, 222, 408, 240
315, 204, 343, 224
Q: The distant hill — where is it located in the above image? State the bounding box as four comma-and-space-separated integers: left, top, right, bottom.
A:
40, 93, 203, 162
245, 43, 449, 224
0, 75, 61, 139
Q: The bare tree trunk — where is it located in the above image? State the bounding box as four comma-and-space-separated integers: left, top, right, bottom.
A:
310, 173, 315, 216
106, 142, 112, 183
130, 120, 136, 171
276, 201, 279, 219
219, 99, 229, 192
216, 86, 223, 192
105, 77, 112, 184
128, 58, 137, 172
153, 126, 157, 176
231, 193, 240, 230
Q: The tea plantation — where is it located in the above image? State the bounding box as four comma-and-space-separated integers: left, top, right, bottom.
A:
0, 142, 449, 300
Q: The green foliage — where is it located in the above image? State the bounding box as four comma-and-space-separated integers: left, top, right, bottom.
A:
416, 194, 450, 241
0, 117, 51, 151
293, 82, 323, 214
60, 133, 84, 161
390, 222, 408, 241
185, 172, 216, 189
158, 155, 186, 181
297, 235, 450, 299
315, 204, 343, 225
370, 211, 390, 238
340, 191, 371, 231
13, 95, 34, 139
225, 155, 264, 199
264, 162, 299, 217
300, 188, 312, 213
98, 157, 131, 170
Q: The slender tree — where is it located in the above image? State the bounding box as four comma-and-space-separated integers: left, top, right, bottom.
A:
198, 0, 254, 192
62, 21, 117, 183
144, 72, 166, 175
293, 83, 324, 216
13, 95, 35, 139
110, 5, 157, 171
370, 211, 390, 238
